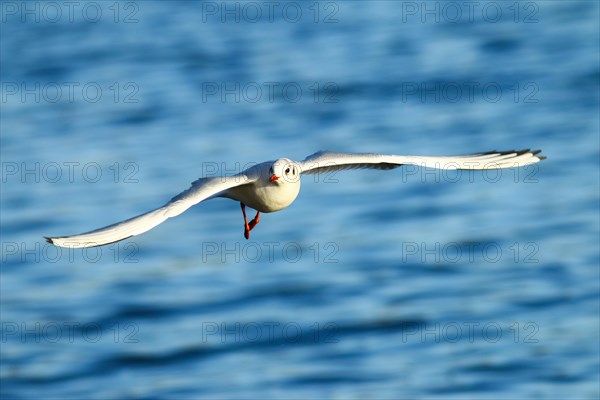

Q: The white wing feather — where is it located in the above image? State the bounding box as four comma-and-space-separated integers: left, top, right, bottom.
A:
45, 174, 255, 248
298, 149, 545, 174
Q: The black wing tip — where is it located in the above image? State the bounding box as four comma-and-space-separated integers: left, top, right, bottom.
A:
44, 236, 54, 244
480, 148, 545, 158
518, 148, 531, 155
531, 149, 547, 160
508, 148, 530, 156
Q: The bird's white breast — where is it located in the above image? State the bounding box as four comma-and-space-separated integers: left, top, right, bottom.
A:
225, 179, 301, 213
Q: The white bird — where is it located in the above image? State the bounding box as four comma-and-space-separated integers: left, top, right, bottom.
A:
45, 149, 545, 248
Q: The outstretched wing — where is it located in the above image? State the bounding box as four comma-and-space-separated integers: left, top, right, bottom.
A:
45, 174, 255, 248
298, 149, 545, 174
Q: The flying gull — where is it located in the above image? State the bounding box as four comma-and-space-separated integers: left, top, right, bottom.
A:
45, 149, 545, 248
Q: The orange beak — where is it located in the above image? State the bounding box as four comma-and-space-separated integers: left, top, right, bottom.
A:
269, 175, 279, 182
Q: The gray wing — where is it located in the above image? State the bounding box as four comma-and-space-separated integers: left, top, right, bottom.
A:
45, 174, 256, 248
298, 149, 545, 175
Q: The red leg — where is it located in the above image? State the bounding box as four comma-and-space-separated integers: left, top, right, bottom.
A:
248, 211, 260, 231
240, 203, 251, 239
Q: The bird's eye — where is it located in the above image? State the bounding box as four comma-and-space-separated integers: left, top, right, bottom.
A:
285, 168, 290, 174
269, 167, 273, 174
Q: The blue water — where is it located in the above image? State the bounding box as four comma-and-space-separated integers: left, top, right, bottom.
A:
1, 1, 599, 399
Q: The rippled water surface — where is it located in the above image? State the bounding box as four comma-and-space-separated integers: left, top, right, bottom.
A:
1, 1, 599, 399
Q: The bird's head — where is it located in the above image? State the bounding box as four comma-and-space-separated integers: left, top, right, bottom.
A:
269, 158, 300, 184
